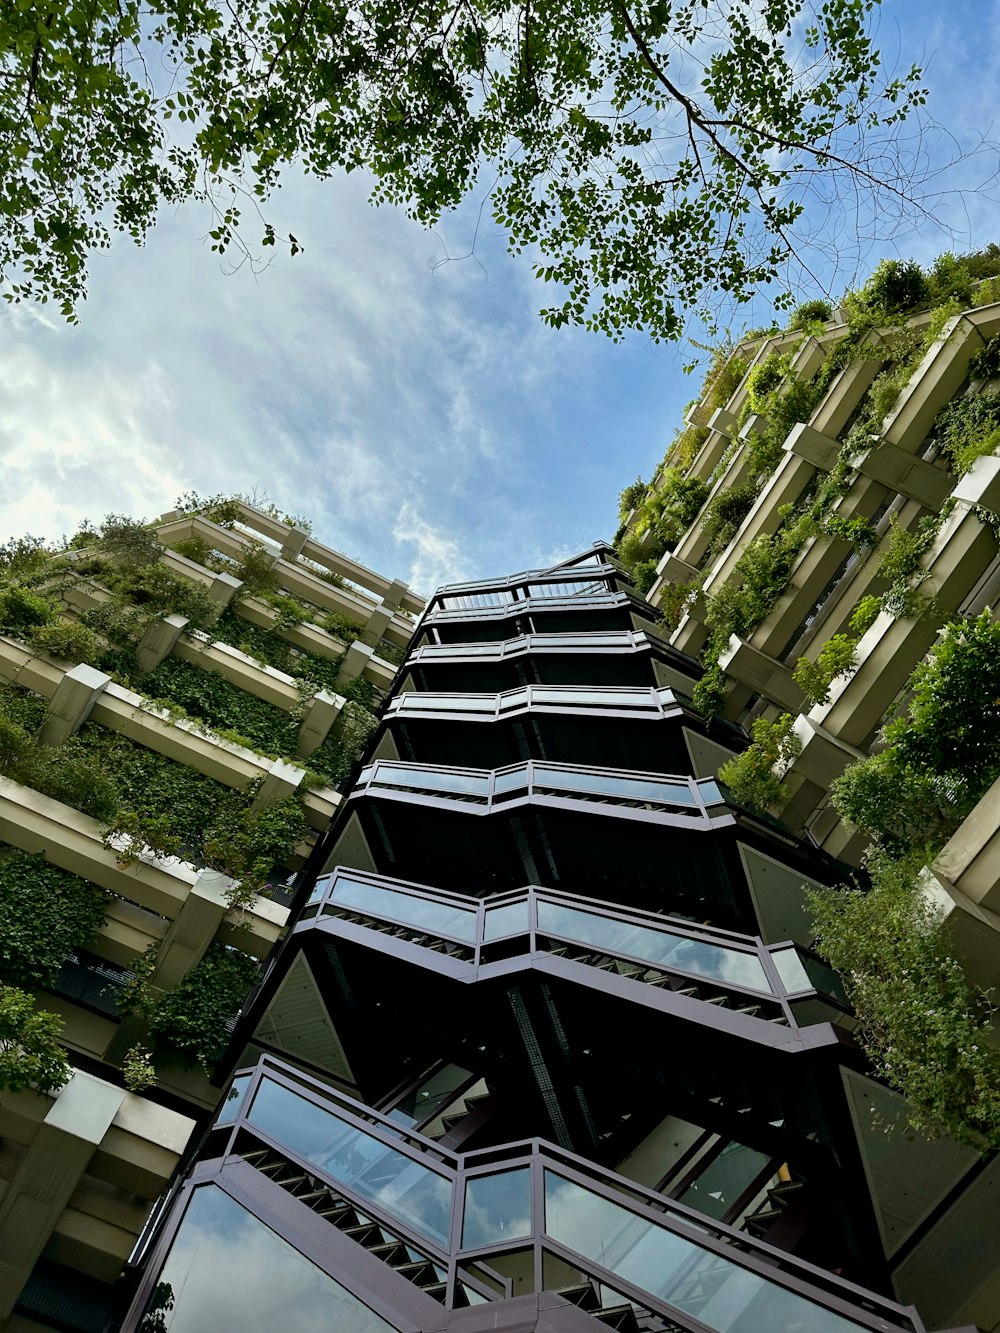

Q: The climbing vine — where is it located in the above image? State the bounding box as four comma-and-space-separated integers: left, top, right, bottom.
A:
0, 850, 107, 990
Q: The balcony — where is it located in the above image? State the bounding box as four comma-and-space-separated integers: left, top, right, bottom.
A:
296, 870, 852, 1039
380, 683, 739, 773
133, 1056, 929, 1333
353, 759, 727, 824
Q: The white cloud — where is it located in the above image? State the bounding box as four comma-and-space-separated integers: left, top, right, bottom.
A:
392, 501, 469, 593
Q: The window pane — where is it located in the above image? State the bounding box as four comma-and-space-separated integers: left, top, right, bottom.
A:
536, 902, 770, 993
139, 1185, 395, 1333
543, 1172, 864, 1333
331, 877, 477, 941
216, 1074, 251, 1126
248, 1078, 453, 1246
677, 1141, 772, 1220
484, 900, 530, 940
388, 1063, 473, 1127
462, 1169, 533, 1249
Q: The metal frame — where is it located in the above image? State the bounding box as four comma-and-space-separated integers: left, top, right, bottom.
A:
127, 1055, 927, 1333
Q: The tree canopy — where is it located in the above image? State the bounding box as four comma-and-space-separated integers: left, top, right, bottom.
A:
1, 0, 934, 334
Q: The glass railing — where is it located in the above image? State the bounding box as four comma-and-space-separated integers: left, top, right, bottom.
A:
246, 1075, 454, 1246
354, 760, 722, 820
214, 1057, 924, 1333
302, 872, 849, 1022
407, 629, 656, 662
388, 684, 682, 719
425, 589, 627, 621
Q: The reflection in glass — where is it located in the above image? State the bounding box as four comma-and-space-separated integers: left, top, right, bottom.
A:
484, 900, 530, 940
533, 766, 696, 807
387, 1063, 473, 1128
140, 1186, 395, 1332
216, 1074, 251, 1126
462, 1169, 533, 1249
330, 877, 477, 941
772, 948, 848, 1003
677, 1141, 772, 1220
369, 765, 490, 798
536, 902, 770, 993
492, 768, 529, 796
543, 1172, 864, 1333
248, 1079, 454, 1246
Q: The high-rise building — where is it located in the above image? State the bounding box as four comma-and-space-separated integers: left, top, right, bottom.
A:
119, 540, 992, 1331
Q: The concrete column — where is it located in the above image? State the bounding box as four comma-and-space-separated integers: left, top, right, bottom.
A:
135, 613, 190, 674
954, 454, 1000, 514
688, 428, 734, 483
775, 715, 867, 831
0, 1072, 127, 1321
849, 441, 953, 509
381, 578, 410, 613
337, 639, 375, 684
278, 525, 309, 561
149, 868, 231, 991
784, 422, 841, 471
932, 774, 1000, 915
205, 571, 243, 612
362, 603, 394, 647
919, 868, 1000, 992
37, 664, 111, 746
884, 315, 986, 447
703, 453, 817, 594
250, 758, 305, 811
717, 636, 807, 713
707, 407, 740, 436
815, 502, 998, 749
297, 689, 346, 758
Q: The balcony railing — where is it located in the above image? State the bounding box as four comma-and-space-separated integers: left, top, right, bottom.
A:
352, 758, 728, 824
405, 627, 675, 665
431, 564, 620, 600
299, 870, 851, 1029
387, 683, 688, 723
205, 1055, 925, 1333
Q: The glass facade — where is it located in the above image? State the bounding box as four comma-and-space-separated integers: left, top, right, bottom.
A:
139, 1187, 396, 1333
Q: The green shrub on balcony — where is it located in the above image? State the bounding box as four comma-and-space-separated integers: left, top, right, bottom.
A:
0, 984, 70, 1095
0, 585, 57, 634
27, 619, 103, 666
809, 850, 1000, 1150
934, 392, 1000, 476
832, 612, 1000, 855
0, 850, 107, 991
122, 941, 259, 1074
717, 715, 799, 811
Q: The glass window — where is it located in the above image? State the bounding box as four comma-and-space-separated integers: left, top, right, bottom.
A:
462, 1169, 533, 1249
483, 900, 530, 940
330, 877, 477, 942
536, 902, 771, 993
492, 768, 529, 797
772, 948, 849, 1003
676, 1141, 772, 1220
387, 1063, 473, 1128
248, 1079, 454, 1246
215, 1074, 252, 1126
533, 767, 696, 806
543, 1172, 865, 1333
370, 765, 489, 798
139, 1185, 396, 1332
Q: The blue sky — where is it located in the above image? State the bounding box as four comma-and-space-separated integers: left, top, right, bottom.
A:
0, 0, 997, 595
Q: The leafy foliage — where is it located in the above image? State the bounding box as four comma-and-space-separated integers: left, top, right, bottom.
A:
0, 585, 57, 634
809, 851, 1000, 1149
832, 612, 1000, 854
718, 714, 799, 811
845, 258, 931, 320
0, 984, 70, 1095
618, 478, 649, 524
789, 299, 834, 329
0, 0, 930, 336
934, 392, 1000, 476
792, 633, 858, 707
122, 1043, 157, 1093
0, 850, 107, 990
968, 334, 1000, 383
27, 619, 103, 665
124, 943, 259, 1073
